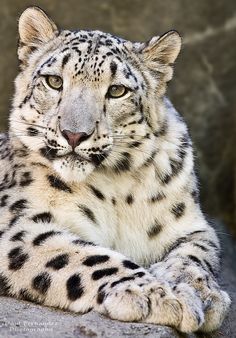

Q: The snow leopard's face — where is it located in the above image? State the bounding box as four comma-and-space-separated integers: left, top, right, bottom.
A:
10, 7, 181, 182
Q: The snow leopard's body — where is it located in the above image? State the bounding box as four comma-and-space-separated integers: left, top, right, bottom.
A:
0, 7, 230, 333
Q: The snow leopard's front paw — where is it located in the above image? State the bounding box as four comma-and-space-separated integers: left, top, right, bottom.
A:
200, 287, 231, 332
97, 276, 182, 325
149, 261, 231, 332
98, 277, 203, 332
190, 272, 231, 332
101, 279, 153, 322
145, 281, 204, 332
173, 265, 231, 332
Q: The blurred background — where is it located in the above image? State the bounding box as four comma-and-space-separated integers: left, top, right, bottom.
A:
0, 0, 235, 235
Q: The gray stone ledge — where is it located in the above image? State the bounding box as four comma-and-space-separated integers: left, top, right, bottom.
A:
0, 296, 182, 338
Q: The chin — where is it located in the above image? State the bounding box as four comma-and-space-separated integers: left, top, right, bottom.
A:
53, 158, 95, 183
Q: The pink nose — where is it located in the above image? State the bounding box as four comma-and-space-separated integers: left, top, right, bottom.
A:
61, 130, 91, 149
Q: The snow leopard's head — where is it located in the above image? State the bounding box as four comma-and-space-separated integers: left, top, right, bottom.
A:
10, 7, 181, 182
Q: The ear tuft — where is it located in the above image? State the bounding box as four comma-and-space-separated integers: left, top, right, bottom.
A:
18, 7, 58, 65
141, 30, 182, 65
19, 7, 58, 45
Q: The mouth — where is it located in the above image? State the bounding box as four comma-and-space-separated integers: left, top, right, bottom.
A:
40, 145, 109, 167
66, 152, 90, 162
59, 150, 108, 167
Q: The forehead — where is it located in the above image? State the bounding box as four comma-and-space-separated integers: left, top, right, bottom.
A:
37, 30, 139, 84
41, 30, 128, 68
63, 29, 126, 52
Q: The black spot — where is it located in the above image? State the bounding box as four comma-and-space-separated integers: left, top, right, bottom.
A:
133, 271, 145, 278
202, 239, 219, 250
191, 190, 199, 204
137, 116, 144, 124
169, 157, 185, 179
126, 194, 134, 205
20, 172, 34, 187
32, 212, 53, 223
162, 236, 189, 259
203, 259, 216, 276
147, 220, 162, 238
46, 254, 69, 270
143, 150, 158, 167
171, 202, 186, 218
110, 61, 117, 77
189, 230, 206, 236
111, 197, 116, 205
103, 104, 106, 116
19, 288, 39, 303
83, 255, 109, 266
156, 170, 171, 185
47, 175, 72, 193
15, 147, 29, 158
111, 276, 135, 288
10, 231, 26, 242
123, 260, 140, 270
97, 282, 108, 304
8, 246, 29, 270
0, 273, 10, 295
97, 290, 106, 304
89, 153, 107, 166
127, 120, 137, 126
62, 54, 70, 67
66, 273, 84, 301
72, 238, 95, 246
114, 152, 131, 173
31, 162, 48, 169
32, 272, 51, 294
88, 185, 105, 201
0, 194, 8, 207
188, 255, 203, 267
8, 216, 21, 228
40, 147, 57, 161
10, 199, 28, 213
154, 122, 168, 137
33, 230, 60, 246
78, 204, 97, 224
129, 141, 142, 148
62, 45, 70, 51
92, 268, 118, 280
27, 127, 39, 136
148, 192, 165, 203
193, 243, 209, 252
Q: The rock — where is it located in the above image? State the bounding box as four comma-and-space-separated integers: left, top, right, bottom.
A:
0, 298, 180, 338
0, 221, 235, 338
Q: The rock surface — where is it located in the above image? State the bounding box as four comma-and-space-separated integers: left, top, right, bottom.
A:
0, 0, 235, 231
0, 222, 235, 338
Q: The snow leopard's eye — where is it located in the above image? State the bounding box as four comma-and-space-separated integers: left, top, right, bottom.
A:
107, 85, 128, 98
45, 75, 63, 90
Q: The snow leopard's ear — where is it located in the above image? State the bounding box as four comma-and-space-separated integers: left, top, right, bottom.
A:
137, 31, 182, 81
18, 7, 58, 67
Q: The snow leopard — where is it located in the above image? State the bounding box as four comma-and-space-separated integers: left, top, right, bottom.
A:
0, 6, 230, 333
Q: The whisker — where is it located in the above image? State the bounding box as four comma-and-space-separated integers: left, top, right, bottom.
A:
10, 119, 47, 130
9, 133, 44, 140
11, 128, 44, 135
112, 143, 158, 163
110, 134, 147, 139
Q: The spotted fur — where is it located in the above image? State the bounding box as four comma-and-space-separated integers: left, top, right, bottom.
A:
0, 7, 230, 333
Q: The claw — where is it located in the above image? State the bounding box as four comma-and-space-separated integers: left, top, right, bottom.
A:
203, 298, 212, 311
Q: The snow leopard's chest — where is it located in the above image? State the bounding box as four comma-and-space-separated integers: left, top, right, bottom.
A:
0, 159, 180, 264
